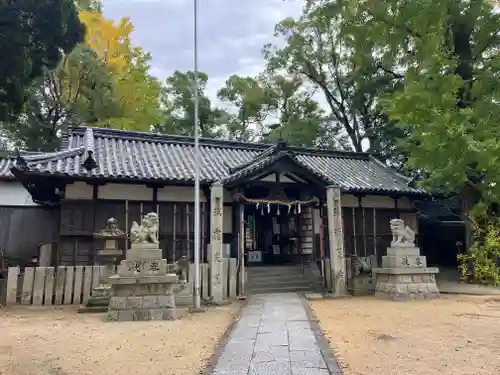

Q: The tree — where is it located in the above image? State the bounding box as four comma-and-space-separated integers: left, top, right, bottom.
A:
1, 8, 163, 149
263, 6, 399, 152
79, 11, 163, 131
75, 0, 102, 12
158, 71, 228, 138
0, 0, 85, 120
217, 75, 272, 141
260, 74, 330, 148
312, 0, 500, 200
1, 44, 117, 151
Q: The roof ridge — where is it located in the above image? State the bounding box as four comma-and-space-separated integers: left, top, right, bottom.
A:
68, 125, 371, 160
368, 155, 412, 183
24, 147, 86, 164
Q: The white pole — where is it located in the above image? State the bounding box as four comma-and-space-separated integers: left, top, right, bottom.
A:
193, 0, 201, 309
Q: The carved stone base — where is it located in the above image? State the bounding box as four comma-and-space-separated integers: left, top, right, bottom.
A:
107, 275, 186, 321
107, 294, 181, 321
374, 268, 440, 301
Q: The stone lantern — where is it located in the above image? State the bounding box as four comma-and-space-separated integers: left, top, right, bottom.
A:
78, 217, 126, 313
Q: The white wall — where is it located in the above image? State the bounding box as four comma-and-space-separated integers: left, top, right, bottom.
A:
0, 181, 37, 206
157, 186, 205, 202
65, 181, 92, 199
65, 182, 208, 202
259, 173, 298, 183
341, 194, 413, 209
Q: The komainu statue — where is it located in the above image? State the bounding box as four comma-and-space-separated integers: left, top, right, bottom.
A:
130, 212, 159, 244
390, 218, 415, 247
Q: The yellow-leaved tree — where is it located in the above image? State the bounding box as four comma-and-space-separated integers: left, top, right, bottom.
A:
78, 11, 163, 131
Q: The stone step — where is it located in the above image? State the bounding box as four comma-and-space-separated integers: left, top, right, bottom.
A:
246, 268, 307, 277
247, 273, 308, 280
248, 285, 315, 294
247, 278, 313, 288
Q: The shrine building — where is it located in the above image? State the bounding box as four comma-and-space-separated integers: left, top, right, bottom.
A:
3, 126, 429, 296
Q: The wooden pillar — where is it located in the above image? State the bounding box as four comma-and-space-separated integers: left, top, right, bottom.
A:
210, 183, 224, 301
300, 205, 314, 263
91, 184, 99, 266
326, 186, 347, 296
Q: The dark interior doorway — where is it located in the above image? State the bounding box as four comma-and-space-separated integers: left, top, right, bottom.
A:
244, 203, 301, 266
419, 218, 465, 268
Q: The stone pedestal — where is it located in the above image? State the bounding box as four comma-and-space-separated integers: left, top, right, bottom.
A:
79, 247, 123, 313
350, 274, 374, 296
107, 243, 186, 321
373, 246, 439, 300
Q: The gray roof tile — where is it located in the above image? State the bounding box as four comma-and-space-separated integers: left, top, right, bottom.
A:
7, 126, 425, 194
0, 157, 15, 179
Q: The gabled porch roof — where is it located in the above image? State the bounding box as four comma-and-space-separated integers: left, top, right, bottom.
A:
218, 140, 331, 188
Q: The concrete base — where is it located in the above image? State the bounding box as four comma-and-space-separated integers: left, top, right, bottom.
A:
349, 275, 375, 296
304, 293, 324, 300
78, 305, 108, 313
204, 298, 231, 306
107, 307, 184, 321
78, 284, 112, 313
374, 270, 440, 301
107, 271, 186, 321
108, 293, 183, 321
188, 306, 208, 313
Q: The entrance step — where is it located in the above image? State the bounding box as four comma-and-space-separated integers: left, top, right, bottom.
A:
246, 265, 322, 295
247, 275, 311, 285
249, 285, 315, 294
247, 278, 313, 288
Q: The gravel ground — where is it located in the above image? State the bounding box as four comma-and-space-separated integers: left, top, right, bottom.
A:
0, 304, 240, 375
311, 295, 500, 375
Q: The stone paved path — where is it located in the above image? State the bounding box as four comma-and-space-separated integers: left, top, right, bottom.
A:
211, 293, 340, 375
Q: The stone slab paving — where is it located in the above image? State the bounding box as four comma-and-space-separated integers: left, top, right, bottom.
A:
211, 293, 342, 375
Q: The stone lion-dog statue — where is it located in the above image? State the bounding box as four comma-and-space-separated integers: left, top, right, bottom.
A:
390, 218, 415, 247
130, 212, 159, 244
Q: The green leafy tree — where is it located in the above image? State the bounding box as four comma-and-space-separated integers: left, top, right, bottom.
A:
1, 8, 164, 150
75, 0, 102, 12
311, 0, 500, 199
264, 6, 399, 153
158, 71, 228, 138
104, 48, 164, 131
1, 44, 117, 151
217, 75, 273, 141
309, 0, 500, 275
260, 74, 330, 148
0, 0, 85, 120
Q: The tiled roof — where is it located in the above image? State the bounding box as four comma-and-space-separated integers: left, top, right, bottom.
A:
0, 151, 45, 180
0, 157, 14, 179
9, 126, 426, 194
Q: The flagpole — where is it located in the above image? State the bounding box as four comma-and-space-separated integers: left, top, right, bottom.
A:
193, 0, 201, 309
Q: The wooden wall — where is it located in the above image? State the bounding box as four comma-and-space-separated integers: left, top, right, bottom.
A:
342, 207, 419, 264
58, 200, 208, 266
0, 205, 59, 266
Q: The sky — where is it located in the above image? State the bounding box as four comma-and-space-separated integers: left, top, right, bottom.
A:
102, 0, 304, 101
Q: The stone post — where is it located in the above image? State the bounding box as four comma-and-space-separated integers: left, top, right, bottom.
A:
326, 186, 347, 296
210, 183, 224, 302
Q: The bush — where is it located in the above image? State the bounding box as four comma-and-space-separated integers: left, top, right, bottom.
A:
457, 203, 500, 286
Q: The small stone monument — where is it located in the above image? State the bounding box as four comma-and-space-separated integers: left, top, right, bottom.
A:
107, 212, 187, 321
373, 218, 439, 300
79, 218, 125, 313
349, 255, 375, 296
